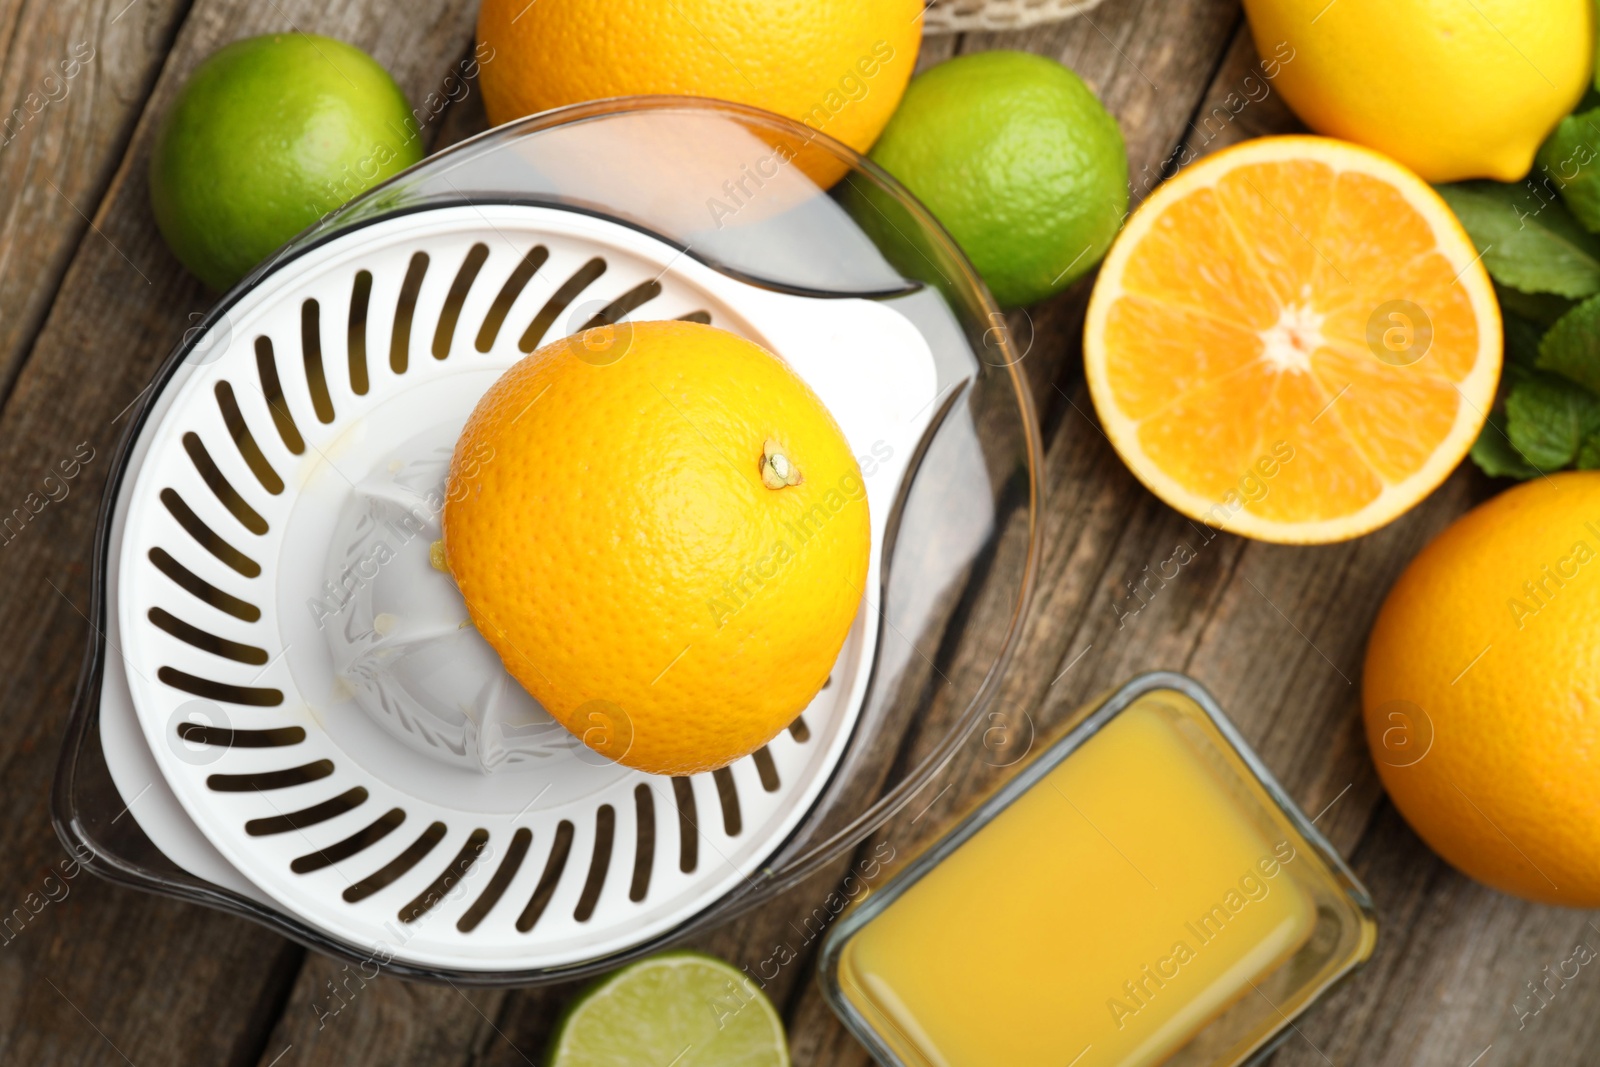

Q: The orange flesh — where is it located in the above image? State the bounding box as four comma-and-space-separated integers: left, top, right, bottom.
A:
1102, 159, 1481, 524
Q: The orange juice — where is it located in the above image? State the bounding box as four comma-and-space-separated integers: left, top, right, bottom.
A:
832, 697, 1333, 1067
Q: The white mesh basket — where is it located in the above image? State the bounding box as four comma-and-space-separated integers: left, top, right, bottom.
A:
923, 0, 1111, 34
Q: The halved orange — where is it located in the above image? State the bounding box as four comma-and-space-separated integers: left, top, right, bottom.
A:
1084, 135, 1501, 543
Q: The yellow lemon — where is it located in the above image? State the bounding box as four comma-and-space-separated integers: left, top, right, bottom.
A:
1242, 0, 1593, 182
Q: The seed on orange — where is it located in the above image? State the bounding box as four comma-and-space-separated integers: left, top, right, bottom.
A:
1084, 135, 1501, 544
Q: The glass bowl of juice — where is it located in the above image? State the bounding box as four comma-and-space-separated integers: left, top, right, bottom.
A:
820, 671, 1377, 1066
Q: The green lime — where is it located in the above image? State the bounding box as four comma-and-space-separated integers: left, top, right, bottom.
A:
549, 952, 789, 1067
868, 50, 1129, 308
149, 34, 421, 290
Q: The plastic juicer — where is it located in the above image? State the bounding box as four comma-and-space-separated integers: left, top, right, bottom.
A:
52, 98, 1042, 984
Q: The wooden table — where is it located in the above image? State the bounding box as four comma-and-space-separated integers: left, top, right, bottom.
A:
1, 1, 1593, 1064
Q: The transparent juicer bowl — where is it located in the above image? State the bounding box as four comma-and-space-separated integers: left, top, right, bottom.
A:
52, 97, 1043, 984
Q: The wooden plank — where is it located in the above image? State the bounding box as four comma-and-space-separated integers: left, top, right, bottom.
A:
0, 1, 477, 1063
1268, 801, 1600, 1067
0, 0, 192, 398
251, 953, 512, 1067
1166, 18, 1305, 161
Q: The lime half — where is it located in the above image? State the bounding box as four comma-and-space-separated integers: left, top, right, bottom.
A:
550, 952, 789, 1067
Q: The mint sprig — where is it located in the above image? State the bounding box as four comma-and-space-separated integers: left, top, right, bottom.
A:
1502, 308, 1546, 367
1536, 108, 1600, 234
1470, 412, 1542, 479
1462, 295, 1600, 481
1436, 182, 1600, 298
1536, 292, 1600, 392
1495, 282, 1575, 329
1504, 370, 1600, 469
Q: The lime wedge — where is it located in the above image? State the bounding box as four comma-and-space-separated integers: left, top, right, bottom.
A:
550, 952, 790, 1067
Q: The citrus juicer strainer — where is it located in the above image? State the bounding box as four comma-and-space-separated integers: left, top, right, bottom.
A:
53, 98, 1043, 984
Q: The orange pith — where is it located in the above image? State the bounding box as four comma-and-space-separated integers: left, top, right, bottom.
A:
1085, 136, 1501, 543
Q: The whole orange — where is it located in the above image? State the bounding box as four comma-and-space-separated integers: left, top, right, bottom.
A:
1363, 472, 1600, 905
476, 0, 922, 153
442, 320, 870, 776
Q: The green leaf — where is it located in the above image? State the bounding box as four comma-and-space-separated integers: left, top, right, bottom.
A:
1537, 293, 1600, 393
1578, 433, 1600, 470
1535, 108, 1600, 233
1505, 372, 1600, 469
1503, 313, 1547, 368
1495, 282, 1575, 327
1471, 412, 1542, 479
1436, 181, 1600, 298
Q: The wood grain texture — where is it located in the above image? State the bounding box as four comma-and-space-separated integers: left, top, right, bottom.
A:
0, 0, 192, 401
4, 3, 1598, 1066
253, 954, 513, 1067
0, 1, 476, 1064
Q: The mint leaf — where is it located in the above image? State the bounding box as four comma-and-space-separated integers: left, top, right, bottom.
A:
1505, 372, 1600, 468
1495, 282, 1575, 327
1537, 293, 1600, 393
1504, 313, 1546, 367
1436, 181, 1600, 297
1471, 412, 1542, 479
1579, 433, 1600, 470
1537, 109, 1600, 233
